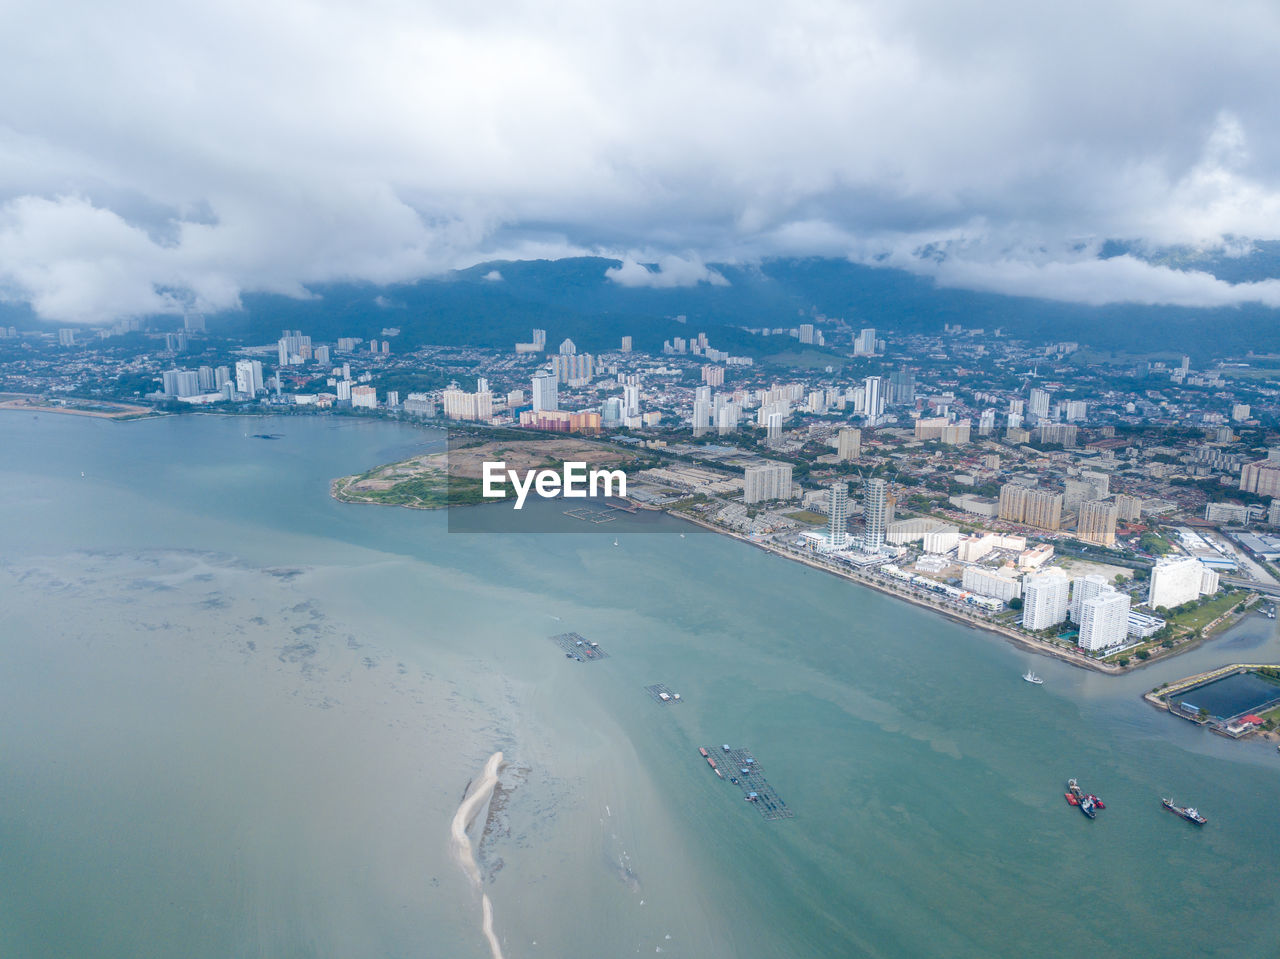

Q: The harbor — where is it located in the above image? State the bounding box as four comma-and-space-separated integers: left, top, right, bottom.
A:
701, 745, 794, 822
551, 632, 608, 661
1144, 663, 1280, 738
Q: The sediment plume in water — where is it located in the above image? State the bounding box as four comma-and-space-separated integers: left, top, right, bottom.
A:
451, 751, 506, 959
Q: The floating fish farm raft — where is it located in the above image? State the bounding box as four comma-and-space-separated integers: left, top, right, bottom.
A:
702, 745, 794, 822
644, 683, 682, 704
551, 632, 608, 660
562, 507, 616, 524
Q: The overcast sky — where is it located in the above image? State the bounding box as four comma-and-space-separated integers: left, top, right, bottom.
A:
3, 0, 1280, 322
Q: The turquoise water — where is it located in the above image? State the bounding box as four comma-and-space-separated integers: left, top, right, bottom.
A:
2, 413, 1280, 958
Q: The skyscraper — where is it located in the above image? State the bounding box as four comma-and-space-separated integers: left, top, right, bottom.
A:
1078, 589, 1130, 652
532, 371, 558, 412
863, 376, 885, 426
827, 482, 849, 549
1069, 573, 1110, 622
837, 427, 861, 461
1076, 500, 1118, 547
861, 478, 888, 552
1022, 570, 1070, 631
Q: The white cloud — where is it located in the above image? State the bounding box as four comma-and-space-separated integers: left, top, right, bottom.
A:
1, 0, 1279, 320
605, 254, 730, 289
482, 270, 503, 282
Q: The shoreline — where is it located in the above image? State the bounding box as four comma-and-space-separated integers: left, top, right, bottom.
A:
670, 510, 1123, 674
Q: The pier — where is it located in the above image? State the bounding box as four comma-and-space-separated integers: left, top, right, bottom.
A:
551, 632, 609, 661
702, 745, 794, 822
643, 683, 682, 704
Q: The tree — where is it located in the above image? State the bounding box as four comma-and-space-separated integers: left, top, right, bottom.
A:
1197, 707, 1210, 722
1009, 598, 1024, 611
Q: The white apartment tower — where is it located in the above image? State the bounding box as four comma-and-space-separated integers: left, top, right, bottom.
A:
827, 482, 849, 549
1078, 589, 1131, 652
861, 477, 889, 552
1148, 557, 1216, 610
532, 371, 558, 412
1022, 570, 1070, 631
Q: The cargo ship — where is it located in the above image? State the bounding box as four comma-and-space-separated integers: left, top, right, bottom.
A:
1162, 798, 1207, 825
699, 747, 723, 778
1065, 778, 1105, 819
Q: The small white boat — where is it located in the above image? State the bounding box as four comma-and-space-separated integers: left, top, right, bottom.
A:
612, 538, 619, 547
1023, 670, 1045, 685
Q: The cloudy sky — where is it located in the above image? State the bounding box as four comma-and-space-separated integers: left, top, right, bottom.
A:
3, 0, 1280, 322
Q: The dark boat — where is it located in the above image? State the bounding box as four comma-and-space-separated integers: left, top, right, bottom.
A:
1162, 798, 1207, 825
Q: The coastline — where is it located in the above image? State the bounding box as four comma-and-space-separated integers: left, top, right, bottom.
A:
670, 509, 1122, 674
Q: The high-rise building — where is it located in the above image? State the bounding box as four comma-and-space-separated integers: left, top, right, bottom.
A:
350, 385, 377, 409
1077, 500, 1118, 547
161, 369, 200, 397
766, 411, 783, 444
1240, 457, 1280, 497
827, 483, 849, 549
559, 338, 576, 355
702, 365, 725, 387
1022, 570, 1070, 631
837, 427, 861, 462
441, 387, 493, 422
532, 371, 558, 412
743, 462, 793, 504
692, 399, 711, 431
197, 366, 215, 391
888, 367, 915, 406
1037, 423, 1078, 447
551, 352, 594, 384
183, 313, 206, 333
623, 384, 641, 418
57, 328, 76, 346
854, 328, 878, 355
1028, 388, 1051, 419
861, 478, 889, 552
313, 345, 330, 365
620, 336, 632, 353
998, 484, 1063, 531
1113, 494, 1142, 522
1078, 589, 1130, 651
1064, 400, 1088, 422
1069, 573, 1110, 622
234, 359, 263, 396
863, 376, 885, 425
1148, 557, 1216, 610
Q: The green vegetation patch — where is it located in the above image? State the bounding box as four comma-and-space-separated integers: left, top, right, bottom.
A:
335, 471, 487, 509
785, 510, 829, 525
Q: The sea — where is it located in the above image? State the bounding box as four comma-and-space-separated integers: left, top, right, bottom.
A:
2, 412, 1279, 959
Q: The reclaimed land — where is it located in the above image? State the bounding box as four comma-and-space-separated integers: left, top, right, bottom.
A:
0, 393, 154, 419
331, 437, 638, 510
670, 508, 1124, 673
